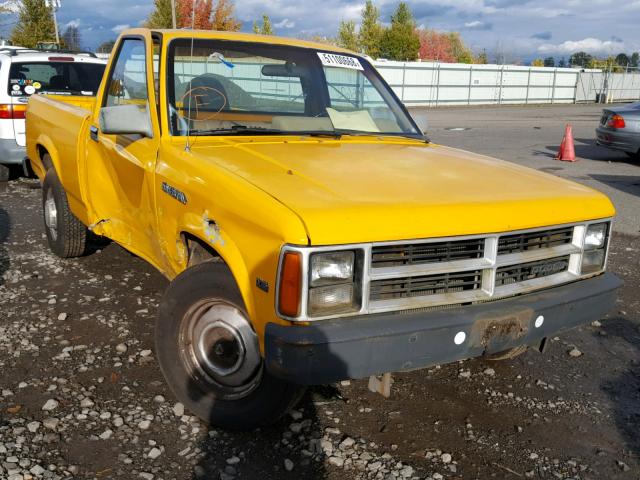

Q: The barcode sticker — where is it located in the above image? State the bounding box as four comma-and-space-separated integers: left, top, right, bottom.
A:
317, 52, 363, 70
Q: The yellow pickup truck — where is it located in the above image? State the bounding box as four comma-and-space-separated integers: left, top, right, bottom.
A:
26, 28, 621, 430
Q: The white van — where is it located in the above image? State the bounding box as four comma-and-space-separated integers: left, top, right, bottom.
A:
0, 48, 106, 180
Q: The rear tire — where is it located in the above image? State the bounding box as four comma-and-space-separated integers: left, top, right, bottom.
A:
0, 164, 9, 182
42, 165, 88, 258
625, 150, 640, 160
156, 261, 305, 431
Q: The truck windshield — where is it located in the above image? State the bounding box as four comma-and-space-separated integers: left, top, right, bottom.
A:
8, 61, 105, 97
167, 39, 421, 138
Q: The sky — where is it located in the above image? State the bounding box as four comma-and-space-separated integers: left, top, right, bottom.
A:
0, 0, 638, 62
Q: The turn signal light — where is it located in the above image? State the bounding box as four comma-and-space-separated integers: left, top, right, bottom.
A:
0, 104, 26, 119
607, 114, 625, 129
278, 252, 302, 317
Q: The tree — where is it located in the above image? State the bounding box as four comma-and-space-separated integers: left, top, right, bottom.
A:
418, 30, 473, 63
475, 50, 488, 64
337, 20, 358, 51
62, 25, 81, 51
358, 0, 384, 59
615, 53, 630, 67
379, 2, 420, 61
543, 56, 555, 67
212, 0, 241, 31
10, 0, 56, 48
531, 58, 544, 67
252, 14, 273, 35
146, 0, 174, 28
569, 51, 593, 68
97, 40, 116, 54
177, 0, 213, 29
631, 52, 639, 68
557, 57, 566, 68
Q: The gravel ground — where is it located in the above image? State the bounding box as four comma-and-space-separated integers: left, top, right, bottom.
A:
1, 104, 639, 480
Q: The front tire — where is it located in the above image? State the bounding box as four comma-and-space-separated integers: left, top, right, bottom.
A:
42, 166, 88, 258
156, 261, 305, 430
0, 164, 9, 182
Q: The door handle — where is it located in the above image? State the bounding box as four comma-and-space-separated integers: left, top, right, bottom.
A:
90, 125, 99, 142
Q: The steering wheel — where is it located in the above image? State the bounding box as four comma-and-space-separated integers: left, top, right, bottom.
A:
180, 86, 228, 122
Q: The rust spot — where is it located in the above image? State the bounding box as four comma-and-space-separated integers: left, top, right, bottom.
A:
469, 308, 533, 351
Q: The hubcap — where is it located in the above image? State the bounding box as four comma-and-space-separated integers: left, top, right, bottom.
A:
179, 300, 262, 400
44, 189, 57, 241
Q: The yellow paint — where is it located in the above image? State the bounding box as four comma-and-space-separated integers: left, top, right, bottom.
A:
25, 28, 616, 348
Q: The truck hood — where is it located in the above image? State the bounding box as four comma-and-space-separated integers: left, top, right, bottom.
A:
189, 138, 615, 245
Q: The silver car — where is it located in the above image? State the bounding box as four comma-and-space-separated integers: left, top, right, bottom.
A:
596, 102, 640, 159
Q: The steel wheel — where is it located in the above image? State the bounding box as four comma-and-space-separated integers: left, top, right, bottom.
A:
178, 298, 263, 401
44, 188, 58, 241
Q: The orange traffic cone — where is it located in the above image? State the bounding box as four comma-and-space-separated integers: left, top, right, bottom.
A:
556, 124, 576, 162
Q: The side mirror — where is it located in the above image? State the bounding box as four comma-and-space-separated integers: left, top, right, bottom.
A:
99, 104, 153, 138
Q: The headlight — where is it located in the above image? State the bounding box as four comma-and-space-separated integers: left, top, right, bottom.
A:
308, 250, 360, 317
310, 251, 354, 286
584, 223, 607, 250
581, 222, 609, 274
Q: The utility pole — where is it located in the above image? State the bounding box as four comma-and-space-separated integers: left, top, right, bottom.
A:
45, 0, 61, 44
171, 0, 177, 28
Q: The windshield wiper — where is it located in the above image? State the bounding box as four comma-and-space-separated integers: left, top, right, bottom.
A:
189, 125, 342, 138
335, 129, 429, 143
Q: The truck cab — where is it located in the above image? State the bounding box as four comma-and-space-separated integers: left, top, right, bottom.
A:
26, 29, 621, 430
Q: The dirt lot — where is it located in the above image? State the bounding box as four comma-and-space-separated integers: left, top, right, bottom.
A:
0, 104, 639, 480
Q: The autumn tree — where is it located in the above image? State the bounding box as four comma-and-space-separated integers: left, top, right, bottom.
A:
62, 25, 81, 51
146, 0, 174, 28
475, 50, 488, 64
337, 20, 358, 51
212, 0, 241, 31
11, 0, 56, 48
531, 58, 544, 67
358, 0, 384, 58
379, 2, 420, 61
418, 30, 474, 63
177, 0, 213, 29
252, 14, 273, 35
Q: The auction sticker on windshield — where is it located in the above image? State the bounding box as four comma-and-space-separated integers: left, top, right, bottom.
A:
317, 52, 363, 70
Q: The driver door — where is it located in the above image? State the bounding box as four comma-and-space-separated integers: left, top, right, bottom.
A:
86, 34, 161, 264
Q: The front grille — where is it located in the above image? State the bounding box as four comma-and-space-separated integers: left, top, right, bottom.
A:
497, 227, 573, 255
495, 256, 570, 287
371, 239, 484, 268
370, 270, 482, 301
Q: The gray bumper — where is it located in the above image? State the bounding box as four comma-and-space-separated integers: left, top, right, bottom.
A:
596, 127, 640, 154
265, 273, 622, 385
0, 138, 25, 165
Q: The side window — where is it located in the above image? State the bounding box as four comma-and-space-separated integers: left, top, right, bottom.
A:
105, 38, 148, 109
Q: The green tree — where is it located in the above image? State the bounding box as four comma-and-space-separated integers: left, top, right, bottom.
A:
569, 51, 593, 68
97, 40, 116, 54
558, 57, 566, 68
146, 0, 174, 28
62, 25, 81, 51
10, 0, 56, 48
337, 20, 358, 51
615, 53, 630, 67
447, 32, 473, 63
358, 0, 384, 58
379, 2, 420, 61
252, 14, 273, 35
543, 56, 555, 67
631, 52, 639, 68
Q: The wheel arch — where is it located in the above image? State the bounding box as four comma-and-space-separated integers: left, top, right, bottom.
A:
177, 228, 256, 323
34, 135, 61, 177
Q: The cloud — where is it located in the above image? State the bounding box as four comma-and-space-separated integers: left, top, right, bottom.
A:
464, 20, 492, 30
111, 24, 130, 33
538, 37, 625, 55
64, 19, 81, 29
274, 18, 295, 29
531, 31, 552, 40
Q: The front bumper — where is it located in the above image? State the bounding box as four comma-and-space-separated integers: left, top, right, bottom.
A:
265, 273, 622, 385
595, 127, 640, 154
0, 138, 26, 165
